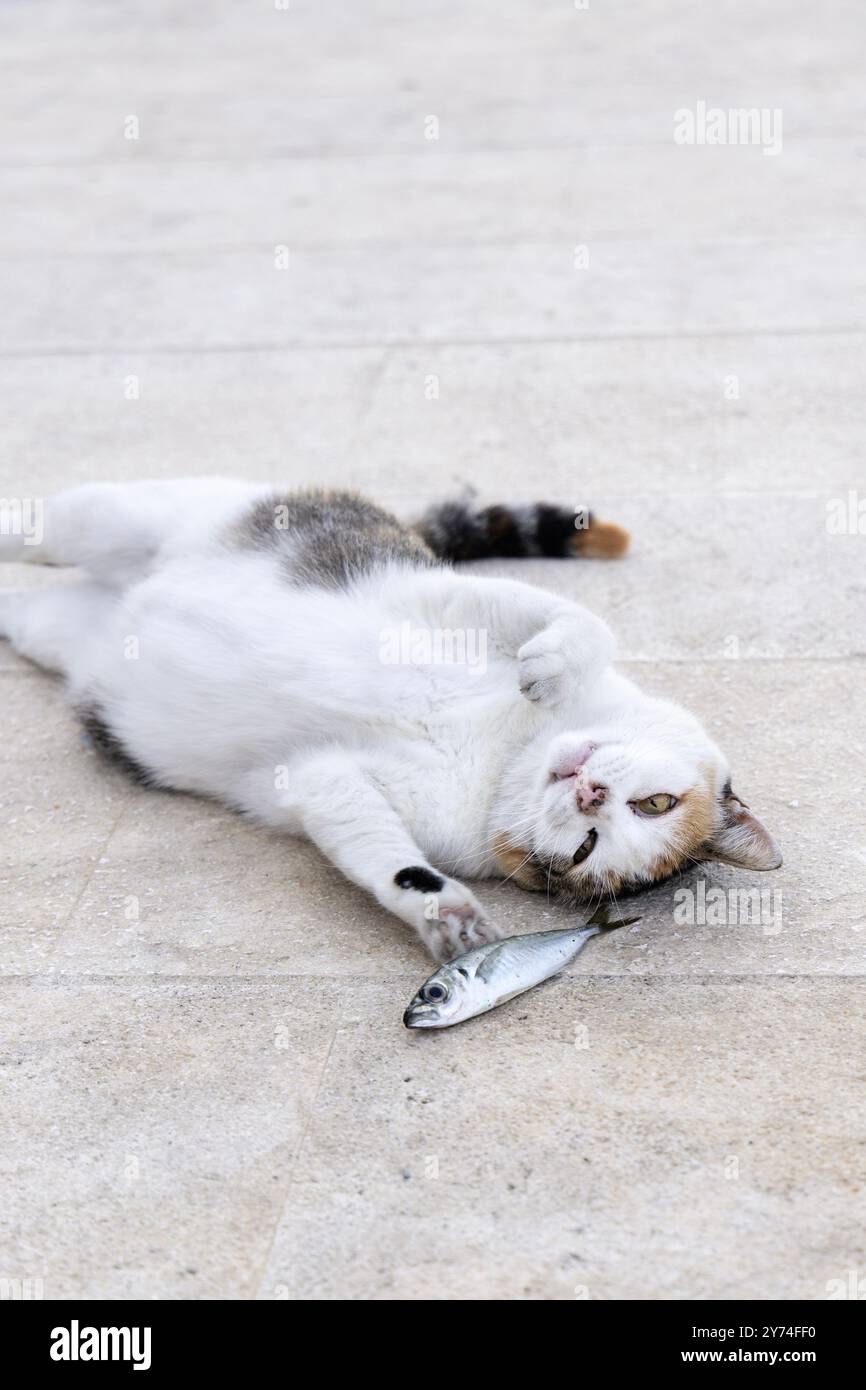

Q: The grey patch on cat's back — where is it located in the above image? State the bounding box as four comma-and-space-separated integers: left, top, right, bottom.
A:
229, 489, 437, 590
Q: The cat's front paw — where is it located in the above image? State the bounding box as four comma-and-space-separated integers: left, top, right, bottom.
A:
518, 633, 568, 706
518, 613, 614, 708
391, 867, 502, 959
425, 899, 503, 961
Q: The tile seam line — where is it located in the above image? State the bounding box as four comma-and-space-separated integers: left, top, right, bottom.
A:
249, 1022, 344, 1300
3, 232, 864, 257
616, 655, 866, 665
0, 133, 862, 169
0, 325, 861, 359
3, 971, 863, 983
343, 344, 394, 461
4, 232, 865, 255
39, 803, 132, 967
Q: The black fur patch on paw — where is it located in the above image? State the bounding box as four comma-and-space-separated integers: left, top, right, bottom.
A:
394, 866, 445, 893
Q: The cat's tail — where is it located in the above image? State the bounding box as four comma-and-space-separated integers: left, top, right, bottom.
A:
415, 496, 629, 563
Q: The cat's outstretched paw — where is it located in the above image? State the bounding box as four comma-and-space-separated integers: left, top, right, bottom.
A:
391, 866, 501, 959
425, 900, 503, 960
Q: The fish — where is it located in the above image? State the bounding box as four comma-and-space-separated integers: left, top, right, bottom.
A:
402, 905, 640, 1029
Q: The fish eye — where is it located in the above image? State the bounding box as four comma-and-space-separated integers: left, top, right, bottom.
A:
633, 793, 678, 816
573, 828, 598, 865
424, 983, 447, 1002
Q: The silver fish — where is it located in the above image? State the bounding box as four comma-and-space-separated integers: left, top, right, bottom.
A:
403, 906, 639, 1029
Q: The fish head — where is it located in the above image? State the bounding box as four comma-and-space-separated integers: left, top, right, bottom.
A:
402, 960, 475, 1029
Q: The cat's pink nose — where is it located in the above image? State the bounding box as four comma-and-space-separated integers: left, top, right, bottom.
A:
576, 782, 607, 813
553, 742, 596, 779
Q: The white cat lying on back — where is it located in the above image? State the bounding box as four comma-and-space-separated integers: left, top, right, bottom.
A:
0, 479, 781, 959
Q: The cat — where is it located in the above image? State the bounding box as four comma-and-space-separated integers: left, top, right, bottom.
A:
0, 478, 781, 959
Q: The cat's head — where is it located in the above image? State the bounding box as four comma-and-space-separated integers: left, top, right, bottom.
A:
494, 696, 780, 901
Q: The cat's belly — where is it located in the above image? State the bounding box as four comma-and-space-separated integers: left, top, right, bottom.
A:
77, 553, 534, 815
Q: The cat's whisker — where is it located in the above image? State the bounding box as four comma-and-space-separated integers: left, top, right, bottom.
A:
463, 807, 544, 854
545, 824, 568, 903
604, 868, 621, 914
457, 807, 546, 868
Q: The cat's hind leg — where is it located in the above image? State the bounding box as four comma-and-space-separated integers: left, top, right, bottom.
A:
1, 483, 155, 579
0, 477, 264, 585
0, 582, 119, 679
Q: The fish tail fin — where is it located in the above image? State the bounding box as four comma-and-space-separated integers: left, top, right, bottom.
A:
586, 904, 642, 931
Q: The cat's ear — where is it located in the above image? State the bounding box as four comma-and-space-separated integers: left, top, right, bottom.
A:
700, 791, 782, 871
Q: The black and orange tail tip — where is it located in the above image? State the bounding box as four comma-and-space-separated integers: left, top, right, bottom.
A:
570, 520, 630, 560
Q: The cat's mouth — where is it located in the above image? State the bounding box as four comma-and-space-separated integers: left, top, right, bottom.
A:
572, 827, 598, 866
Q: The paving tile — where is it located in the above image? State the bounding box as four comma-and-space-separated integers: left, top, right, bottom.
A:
1, 2, 864, 165
50, 791, 420, 978
0, 237, 862, 354
0, 673, 136, 973
354, 334, 866, 497
258, 975, 866, 1299
0, 975, 342, 1298
3, 141, 864, 253
0, 348, 385, 495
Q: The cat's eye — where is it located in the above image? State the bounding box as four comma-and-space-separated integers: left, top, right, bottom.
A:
424, 983, 447, 1002
633, 793, 677, 816
573, 828, 598, 864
